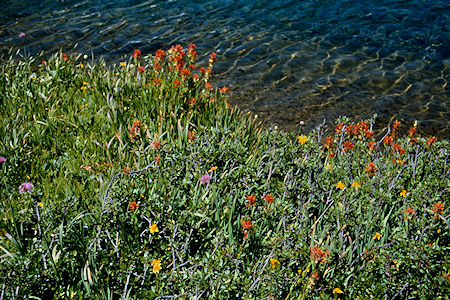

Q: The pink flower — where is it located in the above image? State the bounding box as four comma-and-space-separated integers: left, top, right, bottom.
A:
0, 157, 5, 164
19, 182, 33, 194
299, 121, 305, 125
200, 174, 212, 185
19, 32, 26, 38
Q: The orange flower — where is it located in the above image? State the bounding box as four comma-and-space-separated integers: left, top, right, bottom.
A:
209, 52, 217, 63
189, 98, 196, 105
365, 162, 377, 175
173, 80, 181, 87
427, 136, 437, 146
155, 49, 165, 61
408, 127, 417, 138
243, 230, 249, 239
137, 66, 144, 74
324, 136, 333, 149
246, 194, 256, 206
310, 245, 329, 263
154, 155, 161, 164
393, 120, 401, 132
129, 201, 139, 210
241, 219, 253, 230
335, 123, 344, 133
431, 202, 444, 218
133, 49, 141, 59
152, 78, 162, 86
152, 140, 161, 150
187, 131, 195, 143
219, 86, 230, 93
383, 135, 393, 146
368, 141, 377, 152
392, 143, 405, 155
343, 141, 354, 150
264, 194, 274, 204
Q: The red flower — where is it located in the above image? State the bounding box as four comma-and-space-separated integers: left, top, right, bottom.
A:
246, 194, 256, 207
403, 207, 415, 215
219, 86, 230, 93
346, 125, 355, 135
199, 67, 205, 73
155, 49, 165, 61
343, 141, 354, 150
192, 73, 199, 80
62, 53, 69, 62
408, 127, 417, 138
152, 140, 161, 150
42, 61, 47, 65
133, 49, 141, 59
205, 83, 213, 91
209, 52, 216, 63
365, 131, 374, 138
324, 136, 333, 149
152, 78, 162, 86
243, 230, 249, 239
173, 80, 181, 87
189, 98, 196, 105
383, 135, 393, 146
335, 123, 344, 133
392, 120, 401, 132
187, 131, 195, 143
180, 68, 191, 77
328, 152, 335, 158
129, 201, 139, 210
431, 202, 444, 217
137, 66, 144, 74
310, 245, 329, 263
241, 219, 253, 230
264, 194, 274, 204
365, 162, 377, 175
368, 141, 377, 152
392, 143, 405, 155
154, 155, 161, 164
154, 63, 161, 71
427, 136, 437, 146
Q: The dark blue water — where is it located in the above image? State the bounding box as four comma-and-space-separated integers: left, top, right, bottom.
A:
1, 0, 449, 136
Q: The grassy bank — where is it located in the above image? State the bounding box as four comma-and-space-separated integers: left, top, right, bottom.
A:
0, 46, 448, 299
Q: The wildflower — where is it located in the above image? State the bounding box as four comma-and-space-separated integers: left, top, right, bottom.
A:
365, 162, 377, 175
83, 54, 88, 59
408, 127, 417, 138
188, 98, 196, 105
383, 135, 393, 146
336, 182, 345, 190
431, 202, 444, 217
137, 66, 144, 73
133, 49, 141, 59
310, 245, 329, 263
62, 53, 69, 62
38, 202, 43, 207
173, 80, 181, 87
151, 259, 162, 273
343, 141, 354, 150
208, 166, 217, 172
297, 135, 308, 145
264, 194, 274, 204
155, 49, 165, 60
151, 140, 161, 150
78, 63, 84, 68
392, 143, 405, 155
120, 62, 126, 67
351, 181, 361, 190
335, 123, 344, 133
392, 120, 401, 133
270, 258, 280, 269
246, 194, 256, 206
400, 190, 407, 197
427, 136, 437, 146
372, 232, 382, 240
152, 78, 162, 86
311, 272, 319, 281
299, 121, 305, 125
241, 219, 253, 230
200, 174, 212, 185
324, 136, 333, 149
19, 182, 34, 194
403, 207, 415, 220
325, 164, 333, 170
333, 288, 343, 294
154, 155, 161, 164
180, 68, 190, 77
42, 61, 47, 65
297, 269, 302, 274
368, 141, 377, 152
19, 32, 25, 37
243, 230, 249, 239
128, 201, 139, 210
187, 131, 195, 143
149, 224, 159, 233
219, 86, 230, 93
0, 157, 5, 164
209, 52, 217, 63
328, 152, 335, 158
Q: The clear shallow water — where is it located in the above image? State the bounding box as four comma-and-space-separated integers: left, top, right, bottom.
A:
1, 0, 449, 137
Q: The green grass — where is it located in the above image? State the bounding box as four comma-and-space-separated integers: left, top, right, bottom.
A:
0, 46, 448, 299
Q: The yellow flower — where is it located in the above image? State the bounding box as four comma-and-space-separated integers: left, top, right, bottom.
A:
150, 224, 159, 233
270, 258, 280, 269
85, 103, 88, 107
400, 190, 407, 197
297, 135, 308, 145
372, 232, 382, 240
325, 164, 333, 170
208, 166, 218, 172
78, 63, 84, 68
83, 82, 88, 86
305, 268, 309, 273
297, 269, 302, 274
351, 181, 361, 190
151, 259, 161, 273
120, 62, 126, 67
83, 54, 88, 59
336, 181, 346, 190
333, 287, 343, 294
38, 202, 43, 207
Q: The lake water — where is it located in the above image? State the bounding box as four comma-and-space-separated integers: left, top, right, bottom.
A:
1, 0, 449, 137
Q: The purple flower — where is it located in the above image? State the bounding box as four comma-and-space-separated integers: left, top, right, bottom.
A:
200, 174, 212, 185
299, 121, 305, 125
19, 32, 25, 38
19, 182, 33, 194
0, 157, 5, 164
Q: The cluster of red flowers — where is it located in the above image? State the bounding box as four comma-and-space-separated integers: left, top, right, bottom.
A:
133, 49, 141, 59
365, 162, 377, 175
246, 194, 256, 207
382, 120, 406, 155
128, 120, 142, 138
151, 140, 162, 150
241, 219, 253, 239
431, 202, 444, 218
309, 245, 329, 263
264, 194, 274, 204
129, 201, 139, 210
187, 131, 195, 143
62, 53, 69, 62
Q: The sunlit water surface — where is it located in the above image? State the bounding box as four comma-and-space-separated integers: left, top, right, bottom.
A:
1, 0, 449, 137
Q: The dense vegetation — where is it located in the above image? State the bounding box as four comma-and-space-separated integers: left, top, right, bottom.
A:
0, 46, 448, 299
